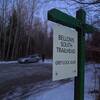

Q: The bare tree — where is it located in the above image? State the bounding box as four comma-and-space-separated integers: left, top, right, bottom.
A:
11, 0, 28, 59
71, 0, 100, 5
6, 0, 15, 59
0, 0, 10, 60
26, 0, 38, 56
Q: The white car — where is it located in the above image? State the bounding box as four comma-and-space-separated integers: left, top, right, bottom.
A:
18, 54, 41, 63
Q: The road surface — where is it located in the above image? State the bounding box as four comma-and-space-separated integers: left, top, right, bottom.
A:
0, 62, 53, 99
0, 62, 71, 99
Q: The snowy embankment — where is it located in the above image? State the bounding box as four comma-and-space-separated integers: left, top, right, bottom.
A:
26, 81, 74, 100
0, 59, 52, 64
39, 59, 53, 64
0, 60, 100, 100
26, 63, 100, 100
0, 61, 17, 64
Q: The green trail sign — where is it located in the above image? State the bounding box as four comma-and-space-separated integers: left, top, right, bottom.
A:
48, 8, 96, 33
48, 8, 96, 100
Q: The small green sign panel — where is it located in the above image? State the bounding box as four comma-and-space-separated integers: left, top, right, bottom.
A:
52, 22, 78, 81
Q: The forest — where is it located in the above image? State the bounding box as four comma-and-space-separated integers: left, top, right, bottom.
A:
0, 0, 99, 61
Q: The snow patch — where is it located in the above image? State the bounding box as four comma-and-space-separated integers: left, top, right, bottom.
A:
26, 82, 74, 100
26, 63, 100, 100
0, 61, 17, 64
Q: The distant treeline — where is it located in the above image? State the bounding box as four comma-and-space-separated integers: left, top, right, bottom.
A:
0, 9, 53, 60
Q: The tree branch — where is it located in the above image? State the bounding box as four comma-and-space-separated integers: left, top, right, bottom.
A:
72, 0, 100, 5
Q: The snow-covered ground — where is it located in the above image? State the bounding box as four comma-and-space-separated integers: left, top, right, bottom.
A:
0, 61, 17, 64
1, 61, 100, 100
0, 59, 52, 64
26, 81, 74, 100
26, 63, 100, 100
39, 59, 53, 64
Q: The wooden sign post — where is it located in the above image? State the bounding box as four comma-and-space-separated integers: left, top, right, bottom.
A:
48, 8, 96, 100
